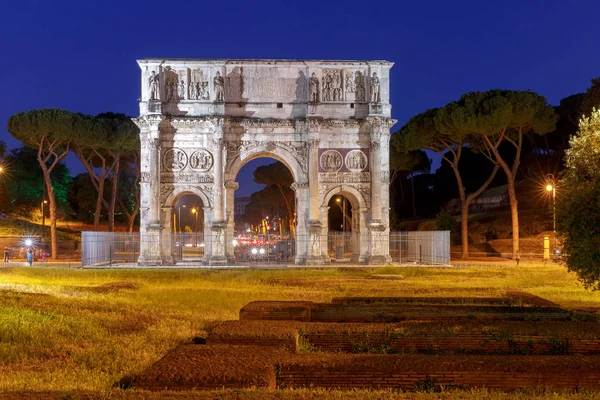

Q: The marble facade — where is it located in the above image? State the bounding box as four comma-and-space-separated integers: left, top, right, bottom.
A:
135, 59, 395, 265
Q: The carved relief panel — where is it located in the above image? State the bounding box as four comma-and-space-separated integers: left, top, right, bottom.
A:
163, 67, 180, 102
355, 71, 366, 102
320, 150, 343, 172
189, 69, 210, 100
322, 69, 343, 102
162, 148, 188, 171
318, 149, 369, 173
345, 150, 368, 172
189, 149, 213, 171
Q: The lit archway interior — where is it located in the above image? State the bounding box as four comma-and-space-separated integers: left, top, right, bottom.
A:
230, 157, 296, 262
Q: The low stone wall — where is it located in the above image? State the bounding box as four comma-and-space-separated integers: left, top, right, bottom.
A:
331, 296, 514, 306
132, 344, 287, 390
240, 300, 571, 323
207, 320, 301, 352
306, 333, 600, 355
277, 354, 600, 389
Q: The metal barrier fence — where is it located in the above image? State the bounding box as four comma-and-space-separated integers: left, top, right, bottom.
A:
81, 231, 450, 267
390, 231, 451, 264
450, 237, 561, 260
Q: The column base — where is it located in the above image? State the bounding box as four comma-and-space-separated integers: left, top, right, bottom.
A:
137, 255, 164, 266
367, 220, 391, 265
209, 256, 228, 266
209, 221, 227, 266
365, 255, 389, 265
162, 255, 177, 265
138, 222, 163, 266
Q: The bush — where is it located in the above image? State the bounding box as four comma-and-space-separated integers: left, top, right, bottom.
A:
557, 177, 600, 289
435, 211, 456, 232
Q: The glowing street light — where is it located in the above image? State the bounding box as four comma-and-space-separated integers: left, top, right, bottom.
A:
178, 204, 186, 233
546, 174, 557, 253
41, 199, 48, 227
335, 197, 347, 232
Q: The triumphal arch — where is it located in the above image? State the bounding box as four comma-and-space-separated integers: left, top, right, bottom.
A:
135, 59, 395, 265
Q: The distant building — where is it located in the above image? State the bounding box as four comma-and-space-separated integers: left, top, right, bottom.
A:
445, 184, 510, 214
234, 197, 251, 216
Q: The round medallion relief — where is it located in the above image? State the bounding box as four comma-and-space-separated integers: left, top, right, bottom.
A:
189, 149, 214, 171
345, 150, 368, 172
163, 148, 187, 171
320, 150, 343, 172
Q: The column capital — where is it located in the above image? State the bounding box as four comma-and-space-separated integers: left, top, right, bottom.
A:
212, 138, 224, 149
291, 181, 309, 191
225, 180, 239, 190
307, 139, 320, 150
307, 117, 322, 132
134, 114, 164, 130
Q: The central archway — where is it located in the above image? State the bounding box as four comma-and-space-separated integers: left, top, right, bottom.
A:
225, 148, 303, 263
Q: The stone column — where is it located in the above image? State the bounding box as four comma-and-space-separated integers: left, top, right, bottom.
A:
306, 131, 325, 264
379, 124, 392, 263
137, 115, 164, 265
224, 180, 239, 263
202, 206, 213, 264
319, 206, 331, 263
291, 182, 309, 264
366, 117, 388, 264
209, 119, 227, 265
160, 206, 176, 264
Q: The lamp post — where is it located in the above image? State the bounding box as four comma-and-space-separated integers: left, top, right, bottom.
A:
178, 204, 186, 233
546, 174, 556, 253
191, 207, 198, 247
335, 197, 347, 232
41, 199, 48, 227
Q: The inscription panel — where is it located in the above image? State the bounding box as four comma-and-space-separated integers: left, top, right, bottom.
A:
160, 172, 214, 183
320, 172, 371, 183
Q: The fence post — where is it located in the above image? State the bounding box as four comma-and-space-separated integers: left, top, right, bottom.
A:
419, 245, 422, 265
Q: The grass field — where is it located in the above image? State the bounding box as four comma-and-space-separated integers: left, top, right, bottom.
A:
0, 263, 599, 399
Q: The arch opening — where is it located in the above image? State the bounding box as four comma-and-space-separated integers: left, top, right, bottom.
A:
228, 156, 297, 263
172, 193, 205, 261
323, 190, 364, 263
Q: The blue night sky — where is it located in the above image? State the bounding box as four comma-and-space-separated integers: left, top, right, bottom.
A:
1, 0, 599, 197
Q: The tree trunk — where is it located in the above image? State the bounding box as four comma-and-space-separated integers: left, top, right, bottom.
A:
73, 147, 108, 231
411, 176, 417, 218
108, 155, 120, 232
94, 169, 105, 230
506, 174, 519, 258
483, 130, 522, 259
276, 185, 295, 236
36, 138, 69, 261
42, 170, 58, 260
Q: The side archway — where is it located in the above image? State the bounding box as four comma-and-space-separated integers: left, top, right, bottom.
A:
321, 186, 369, 263
163, 187, 213, 264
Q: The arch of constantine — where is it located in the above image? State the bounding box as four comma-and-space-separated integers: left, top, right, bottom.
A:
135, 59, 395, 265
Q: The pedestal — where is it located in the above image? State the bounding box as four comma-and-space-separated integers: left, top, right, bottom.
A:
138, 222, 163, 265
305, 220, 326, 265
209, 221, 228, 266
366, 220, 389, 265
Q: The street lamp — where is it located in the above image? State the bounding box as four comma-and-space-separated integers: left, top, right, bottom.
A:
335, 197, 347, 232
178, 204, 186, 233
546, 174, 556, 253
41, 199, 48, 227
191, 207, 198, 232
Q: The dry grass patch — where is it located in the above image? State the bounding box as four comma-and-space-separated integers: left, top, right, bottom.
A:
0, 263, 597, 395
